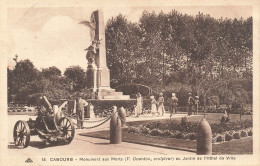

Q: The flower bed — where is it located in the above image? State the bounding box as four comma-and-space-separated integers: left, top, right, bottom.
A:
128, 118, 252, 143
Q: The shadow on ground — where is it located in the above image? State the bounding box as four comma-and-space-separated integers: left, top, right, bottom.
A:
8, 141, 70, 149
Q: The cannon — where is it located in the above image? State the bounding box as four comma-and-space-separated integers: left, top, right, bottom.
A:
13, 94, 75, 148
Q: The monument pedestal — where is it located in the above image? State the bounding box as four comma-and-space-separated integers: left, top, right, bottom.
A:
97, 88, 130, 100
97, 67, 110, 88
86, 63, 98, 92
84, 10, 130, 100
86, 64, 130, 100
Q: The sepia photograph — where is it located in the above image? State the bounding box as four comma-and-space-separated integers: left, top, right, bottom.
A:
1, 0, 260, 165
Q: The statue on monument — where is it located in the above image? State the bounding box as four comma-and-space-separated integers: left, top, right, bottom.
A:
78, 10, 130, 99
79, 12, 96, 41
84, 39, 101, 65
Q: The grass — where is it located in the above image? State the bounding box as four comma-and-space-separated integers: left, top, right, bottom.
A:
213, 137, 252, 154
127, 113, 252, 126
80, 113, 253, 155
81, 129, 253, 155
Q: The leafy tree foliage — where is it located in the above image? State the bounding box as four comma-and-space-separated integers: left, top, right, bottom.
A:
106, 10, 252, 107
8, 59, 73, 102
41, 66, 61, 78
8, 10, 252, 109
64, 65, 87, 92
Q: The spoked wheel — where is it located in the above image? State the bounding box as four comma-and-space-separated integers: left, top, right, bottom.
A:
13, 120, 30, 148
58, 117, 75, 144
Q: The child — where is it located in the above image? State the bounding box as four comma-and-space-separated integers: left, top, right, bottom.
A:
150, 95, 157, 117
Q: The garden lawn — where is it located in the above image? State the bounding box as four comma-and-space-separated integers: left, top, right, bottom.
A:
127, 113, 252, 126
81, 129, 253, 155
80, 113, 253, 155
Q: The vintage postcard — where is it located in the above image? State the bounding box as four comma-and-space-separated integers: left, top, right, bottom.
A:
0, 0, 260, 165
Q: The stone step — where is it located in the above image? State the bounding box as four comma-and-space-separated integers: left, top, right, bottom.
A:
98, 88, 115, 92
103, 95, 130, 100
99, 91, 123, 96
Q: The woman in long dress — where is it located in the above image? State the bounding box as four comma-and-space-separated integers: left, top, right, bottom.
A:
157, 93, 165, 116
150, 95, 157, 117
135, 93, 143, 117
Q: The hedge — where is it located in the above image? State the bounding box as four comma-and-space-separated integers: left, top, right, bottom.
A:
85, 99, 151, 116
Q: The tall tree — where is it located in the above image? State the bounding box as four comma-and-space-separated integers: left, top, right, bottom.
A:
64, 66, 87, 91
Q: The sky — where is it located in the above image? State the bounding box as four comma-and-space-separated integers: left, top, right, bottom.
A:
7, 6, 252, 73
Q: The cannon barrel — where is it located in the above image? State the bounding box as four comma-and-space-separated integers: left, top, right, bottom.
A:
39, 96, 53, 113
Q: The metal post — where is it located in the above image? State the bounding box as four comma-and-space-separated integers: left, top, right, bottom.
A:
110, 106, 121, 144
197, 118, 212, 155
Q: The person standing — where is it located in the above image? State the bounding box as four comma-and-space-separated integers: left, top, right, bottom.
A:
187, 93, 194, 116
194, 96, 199, 115
135, 93, 143, 117
76, 96, 88, 129
157, 93, 165, 116
169, 93, 178, 120
150, 95, 157, 117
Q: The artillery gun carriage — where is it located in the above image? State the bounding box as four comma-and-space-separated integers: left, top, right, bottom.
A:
13, 94, 75, 148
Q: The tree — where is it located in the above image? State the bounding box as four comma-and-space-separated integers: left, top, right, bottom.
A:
41, 66, 61, 78
8, 59, 39, 102
64, 66, 87, 91
106, 14, 143, 87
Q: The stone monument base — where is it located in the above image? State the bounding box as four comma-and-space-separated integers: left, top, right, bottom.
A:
97, 88, 130, 100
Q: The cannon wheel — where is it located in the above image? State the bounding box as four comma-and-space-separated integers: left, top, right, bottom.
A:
13, 120, 30, 148
58, 117, 75, 144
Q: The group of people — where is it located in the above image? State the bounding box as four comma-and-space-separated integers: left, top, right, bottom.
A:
135, 92, 200, 119
75, 92, 199, 124
187, 93, 199, 115
150, 93, 167, 117
135, 92, 166, 117
134, 92, 178, 119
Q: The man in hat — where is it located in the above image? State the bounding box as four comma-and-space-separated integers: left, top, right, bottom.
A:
169, 93, 178, 120
158, 92, 165, 116
76, 96, 88, 129
187, 93, 194, 116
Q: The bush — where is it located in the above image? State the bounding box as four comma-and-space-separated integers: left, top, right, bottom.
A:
150, 129, 162, 136
240, 130, 248, 137
140, 126, 151, 135
216, 135, 224, 142
182, 133, 190, 139
86, 99, 150, 115
225, 133, 233, 141
181, 116, 188, 125
233, 132, 241, 139
161, 130, 173, 137
128, 126, 141, 134
220, 116, 230, 123
247, 128, 253, 136
171, 131, 180, 138
176, 132, 185, 139
189, 133, 197, 140
228, 130, 236, 136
